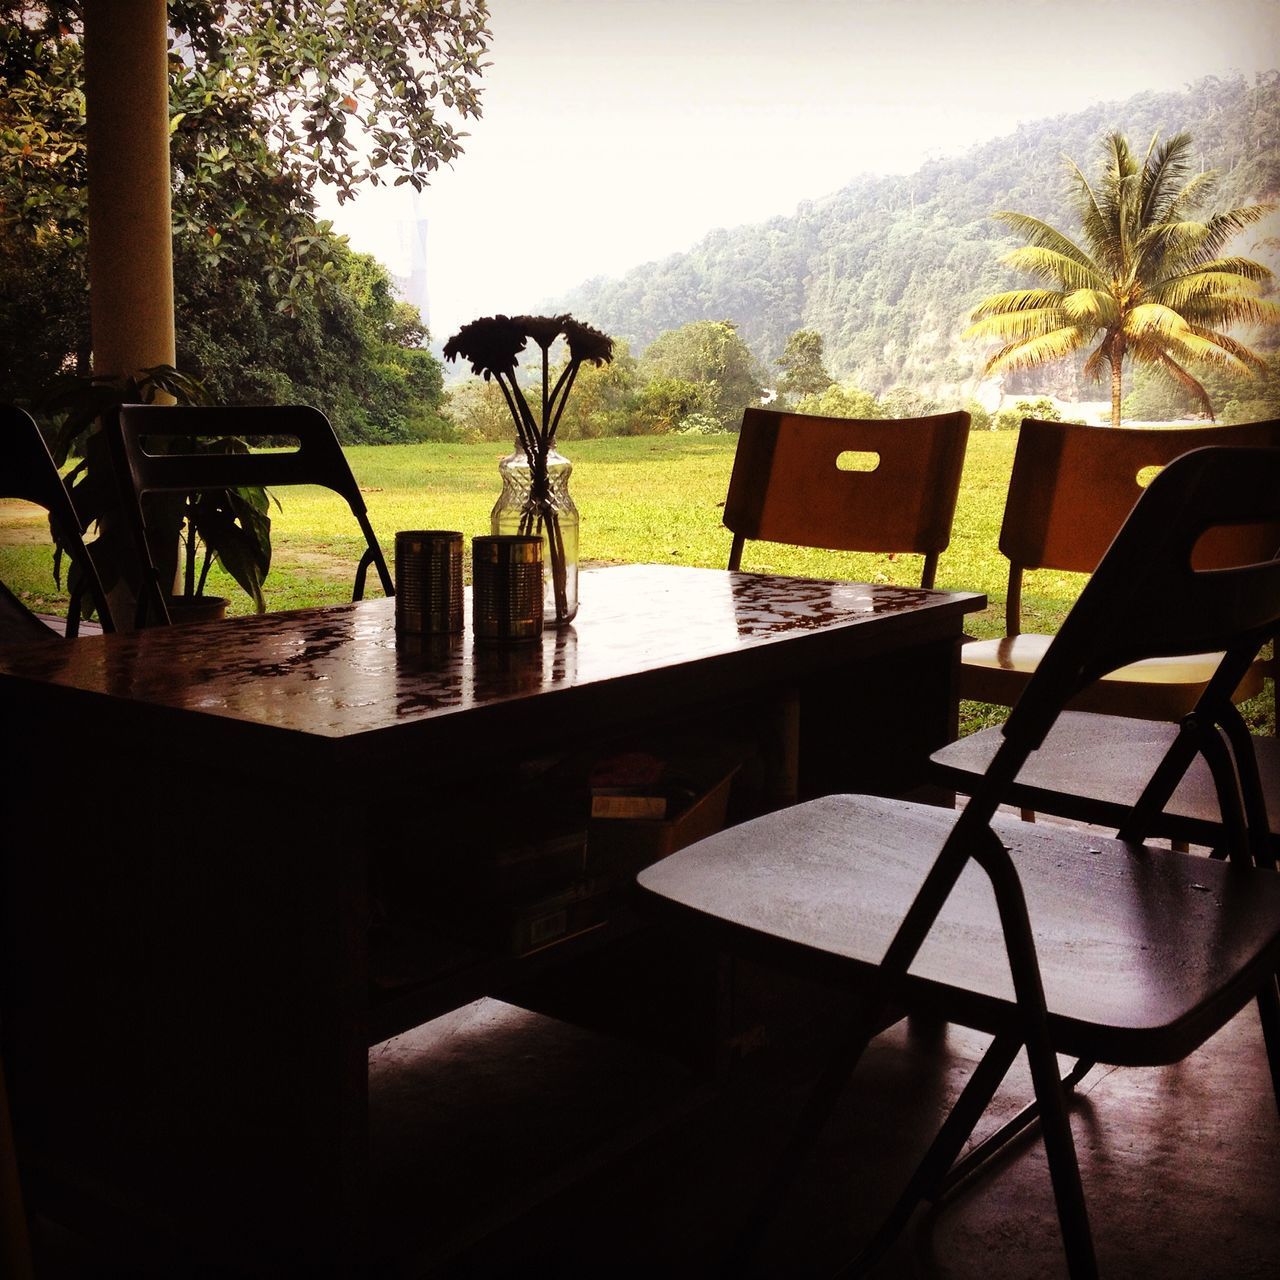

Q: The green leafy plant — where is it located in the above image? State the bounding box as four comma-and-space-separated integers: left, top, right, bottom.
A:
42, 365, 274, 615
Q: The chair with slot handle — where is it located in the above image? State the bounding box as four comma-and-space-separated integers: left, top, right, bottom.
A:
960, 416, 1280, 719
724, 406, 971, 588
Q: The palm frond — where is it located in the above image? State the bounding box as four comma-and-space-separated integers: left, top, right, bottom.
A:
1124, 302, 1194, 342
1176, 295, 1280, 328
981, 327, 1091, 374
1193, 205, 1274, 260
1065, 155, 1119, 269
964, 307, 1069, 343
1130, 349, 1215, 418
968, 288, 1065, 317
1150, 271, 1265, 313
1162, 168, 1218, 224
1002, 245, 1104, 291
1139, 132, 1195, 227
992, 211, 1095, 262
1082, 341, 1110, 383
1061, 288, 1120, 327
1180, 325, 1272, 369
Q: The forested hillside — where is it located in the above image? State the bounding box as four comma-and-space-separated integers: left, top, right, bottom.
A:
557, 74, 1280, 399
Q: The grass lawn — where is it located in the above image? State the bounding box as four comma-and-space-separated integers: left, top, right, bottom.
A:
1, 431, 1273, 733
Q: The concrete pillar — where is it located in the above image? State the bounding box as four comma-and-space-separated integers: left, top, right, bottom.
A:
84, 0, 175, 380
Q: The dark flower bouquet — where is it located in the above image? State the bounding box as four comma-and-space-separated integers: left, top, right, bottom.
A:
445, 314, 613, 621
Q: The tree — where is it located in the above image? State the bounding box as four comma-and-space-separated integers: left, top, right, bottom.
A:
640, 320, 763, 430
993, 396, 1062, 432
1, 3, 487, 424
5, 2, 490, 201
775, 328, 833, 405
794, 383, 880, 419
966, 131, 1279, 427
550, 340, 641, 440
878, 386, 942, 419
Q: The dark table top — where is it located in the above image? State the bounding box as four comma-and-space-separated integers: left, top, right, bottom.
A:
0, 565, 983, 759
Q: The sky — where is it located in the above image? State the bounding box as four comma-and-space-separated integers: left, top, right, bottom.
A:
318, 0, 1280, 345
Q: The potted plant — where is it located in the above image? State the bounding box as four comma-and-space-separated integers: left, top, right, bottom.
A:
42, 365, 273, 624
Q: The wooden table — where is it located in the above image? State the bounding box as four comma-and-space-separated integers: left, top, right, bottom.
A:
0, 564, 982, 1265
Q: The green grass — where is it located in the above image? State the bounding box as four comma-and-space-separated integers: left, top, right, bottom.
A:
2, 432, 1272, 732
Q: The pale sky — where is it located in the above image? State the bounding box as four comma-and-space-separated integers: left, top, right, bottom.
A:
318, 0, 1280, 344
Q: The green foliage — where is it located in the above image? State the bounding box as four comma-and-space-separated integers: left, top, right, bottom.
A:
993, 397, 1062, 431
631, 376, 712, 435
5, 2, 491, 201
39, 365, 275, 612
964, 399, 993, 432
774, 328, 833, 406
640, 320, 764, 430
0, 6, 464, 442
794, 383, 881, 419
552, 340, 641, 440
1124, 348, 1280, 422
878, 386, 943, 419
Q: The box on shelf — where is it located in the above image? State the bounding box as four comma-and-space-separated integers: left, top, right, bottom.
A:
586, 759, 739, 880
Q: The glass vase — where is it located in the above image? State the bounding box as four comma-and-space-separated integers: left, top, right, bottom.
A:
490, 442, 579, 625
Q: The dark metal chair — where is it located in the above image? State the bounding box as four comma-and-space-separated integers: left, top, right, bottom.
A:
107, 404, 394, 628
724, 407, 971, 588
0, 403, 114, 642
638, 445, 1280, 1278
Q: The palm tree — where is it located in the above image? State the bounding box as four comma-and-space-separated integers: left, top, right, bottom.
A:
966, 132, 1278, 427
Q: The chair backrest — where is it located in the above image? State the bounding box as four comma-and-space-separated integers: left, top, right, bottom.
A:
109, 404, 394, 626
723, 407, 971, 587
0, 404, 113, 641
999, 445, 1280, 763
998, 417, 1280, 631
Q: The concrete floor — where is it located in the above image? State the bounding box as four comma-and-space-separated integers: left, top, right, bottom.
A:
369, 985, 1278, 1278
25, 809, 1280, 1277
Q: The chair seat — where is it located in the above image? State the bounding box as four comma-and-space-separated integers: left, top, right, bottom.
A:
960, 633, 1263, 719
637, 794, 1280, 1066
930, 711, 1280, 853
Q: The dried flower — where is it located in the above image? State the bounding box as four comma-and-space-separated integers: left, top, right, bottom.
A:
562, 317, 614, 367
442, 314, 527, 380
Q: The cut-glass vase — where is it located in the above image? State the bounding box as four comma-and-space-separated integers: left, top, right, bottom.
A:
490, 442, 579, 625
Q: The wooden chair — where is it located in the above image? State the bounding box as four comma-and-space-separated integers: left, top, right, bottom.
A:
724, 407, 971, 587
638, 444, 1280, 1278
961, 416, 1280, 719
107, 404, 394, 628
0, 403, 114, 642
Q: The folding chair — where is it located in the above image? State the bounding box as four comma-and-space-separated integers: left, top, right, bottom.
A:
724, 407, 971, 587
930, 709, 1280, 860
961, 416, 1280, 719
107, 404, 393, 628
0, 403, 113, 642
638, 445, 1280, 1277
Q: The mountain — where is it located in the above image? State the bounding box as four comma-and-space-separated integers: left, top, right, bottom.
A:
556, 73, 1280, 400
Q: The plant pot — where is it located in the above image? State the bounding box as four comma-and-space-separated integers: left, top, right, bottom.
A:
164, 595, 229, 625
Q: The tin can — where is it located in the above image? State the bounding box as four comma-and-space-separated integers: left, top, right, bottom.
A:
394, 530, 463, 634
472, 535, 544, 642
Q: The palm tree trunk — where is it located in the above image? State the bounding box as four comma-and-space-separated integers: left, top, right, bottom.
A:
1109, 338, 1125, 428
